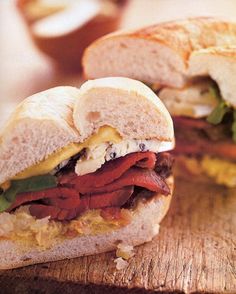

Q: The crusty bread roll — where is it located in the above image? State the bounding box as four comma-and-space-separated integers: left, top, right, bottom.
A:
0, 86, 80, 185
74, 77, 174, 142
83, 17, 236, 87
0, 177, 173, 270
188, 46, 236, 108
0, 78, 174, 185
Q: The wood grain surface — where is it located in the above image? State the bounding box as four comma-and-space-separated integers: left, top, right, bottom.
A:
0, 178, 235, 293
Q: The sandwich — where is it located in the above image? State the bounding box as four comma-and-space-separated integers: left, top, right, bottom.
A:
0, 77, 174, 270
82, 17, 236, 187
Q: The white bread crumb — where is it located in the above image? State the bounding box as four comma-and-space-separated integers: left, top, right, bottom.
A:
114, 257, 128, 270
116, 243, 135, 260
114, 243, 135, 270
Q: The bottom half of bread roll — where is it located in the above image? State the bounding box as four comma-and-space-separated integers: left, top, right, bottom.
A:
0, 176, 173, 270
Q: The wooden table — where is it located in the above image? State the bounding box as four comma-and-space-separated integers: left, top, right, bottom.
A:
0, 1, 236, 293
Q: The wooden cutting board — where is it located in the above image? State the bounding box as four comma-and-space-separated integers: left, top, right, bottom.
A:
1, 178, 235, 294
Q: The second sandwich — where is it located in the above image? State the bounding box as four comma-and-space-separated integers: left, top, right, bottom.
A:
83, 17, 236, 187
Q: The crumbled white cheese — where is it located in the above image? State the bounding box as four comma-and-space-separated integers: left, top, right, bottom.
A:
75, 139, 173, 176
159, 79, 218, 118
105, 139, 172, 161
75, 143, 108, 175
85, 143, 109, 160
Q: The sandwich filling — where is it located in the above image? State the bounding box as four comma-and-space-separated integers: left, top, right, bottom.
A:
0, 126, 173, 244
158, 81, 236, 187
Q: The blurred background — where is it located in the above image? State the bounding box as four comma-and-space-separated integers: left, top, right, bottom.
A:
0, 0, 236, 127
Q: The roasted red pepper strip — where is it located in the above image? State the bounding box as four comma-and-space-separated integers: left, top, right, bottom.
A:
173, 116, 212, 129
8, 188, 79, 211
73, 167, 169, 195
29, 187, 134, 220
173, 116, 236, 160
59, 152, 156, 189
174, 139, 236, 160
9, 152, 170, 221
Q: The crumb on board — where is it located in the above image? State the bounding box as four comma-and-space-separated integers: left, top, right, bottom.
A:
114, 257, 128, 270
114, 243, 135, 270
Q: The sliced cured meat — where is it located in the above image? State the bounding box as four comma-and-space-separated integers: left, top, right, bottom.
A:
74, 168, 170, 195
59, 152, 156, 188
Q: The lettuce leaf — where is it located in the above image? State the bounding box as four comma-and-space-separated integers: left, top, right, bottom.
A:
207, 85, 235, 142
208, 84, 221, 101
0, 197, 12, 212
0, 174, 57, 213
207, 101, 230, 125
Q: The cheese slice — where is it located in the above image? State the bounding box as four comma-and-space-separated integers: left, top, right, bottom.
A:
12, 126, 121, 180
158, 79, 218, 118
